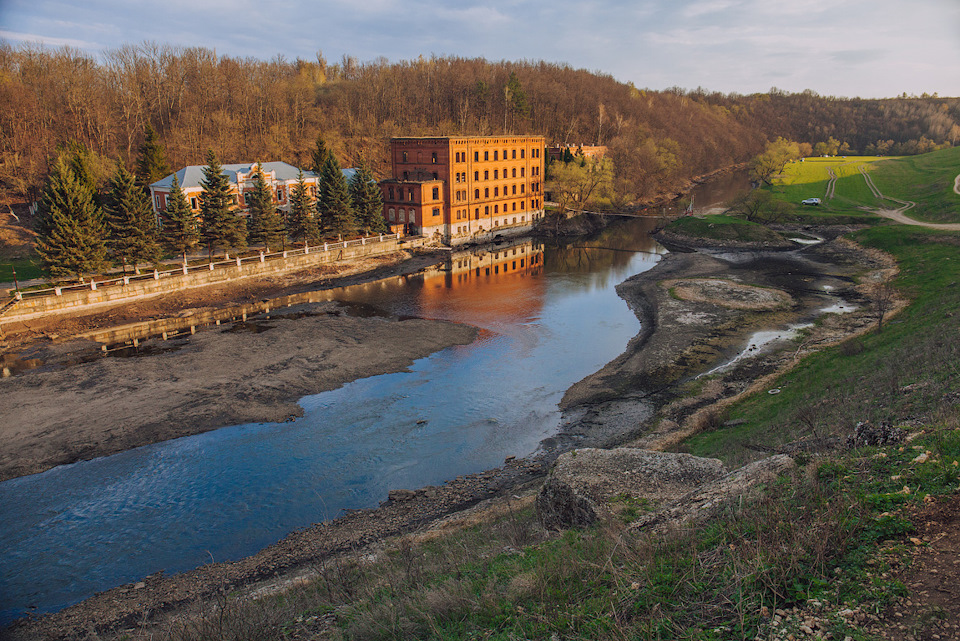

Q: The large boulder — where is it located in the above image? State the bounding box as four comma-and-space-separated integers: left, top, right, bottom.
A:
536, 448, 728, 530
630, 454, 796, 534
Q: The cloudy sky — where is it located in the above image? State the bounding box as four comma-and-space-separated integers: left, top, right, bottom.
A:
1, 0, 958, 98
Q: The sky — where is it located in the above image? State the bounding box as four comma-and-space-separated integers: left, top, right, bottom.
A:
1, 0, 958, 99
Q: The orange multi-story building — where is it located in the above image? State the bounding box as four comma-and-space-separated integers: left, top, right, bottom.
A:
380, 135, 546, 246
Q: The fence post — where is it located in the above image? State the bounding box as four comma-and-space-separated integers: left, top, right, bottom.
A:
182, 263, 188, 275
15, 291, 22, 300
362, 237, 366, 245
154, 269, 160, 280
324, 242, 328, 252
123, 276, 130, 285
283, 251, 288, 258
90, 280, 97, 290
236, 257, 242, 268
343, 240, 347, 248
304, 242, 309, 255
54, 287, 61, 296
379, 234, 384, 242
209, 263, 214, 271
259, 252, 265, 263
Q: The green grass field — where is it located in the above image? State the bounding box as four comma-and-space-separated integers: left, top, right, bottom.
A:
770, 149, 960, 224
665, 213, 789, 243
0, 256, 44, 284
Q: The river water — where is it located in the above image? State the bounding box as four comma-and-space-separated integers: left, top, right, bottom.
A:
0, 216, 684, 625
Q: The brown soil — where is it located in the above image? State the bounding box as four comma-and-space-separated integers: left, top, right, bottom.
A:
869, 494, 960, 640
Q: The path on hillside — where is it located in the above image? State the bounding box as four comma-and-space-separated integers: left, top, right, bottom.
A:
825, 167, 838, 200
859, 165, 960, 230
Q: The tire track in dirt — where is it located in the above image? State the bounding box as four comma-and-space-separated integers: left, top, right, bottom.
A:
825, 168, 837, 200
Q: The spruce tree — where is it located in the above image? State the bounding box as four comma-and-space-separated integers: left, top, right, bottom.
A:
287, 170, 318, 244
310, 134, 331, 175
246, 163, 285, 251
135, 123, 170, 195
317, 153, 355, 240
105, 162, 161, 274
162, 174, 199, 264
349, 161, 387, 234
199, 149, 246, 257
34, 157, 108, 282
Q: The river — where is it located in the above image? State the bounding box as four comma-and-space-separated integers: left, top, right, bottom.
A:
0, 217, 680, 625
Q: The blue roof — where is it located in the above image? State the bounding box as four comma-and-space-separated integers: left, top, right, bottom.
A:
151, 161, 324, 190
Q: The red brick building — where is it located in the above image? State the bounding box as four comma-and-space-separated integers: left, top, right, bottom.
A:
380, 135, 545, 245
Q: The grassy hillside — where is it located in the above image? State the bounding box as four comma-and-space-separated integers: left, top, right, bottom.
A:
870, 146, 960, 223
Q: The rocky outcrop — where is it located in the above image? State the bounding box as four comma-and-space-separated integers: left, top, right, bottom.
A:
629, 454, 796, 533
847, 420, 906, 448
536, 448, 728, 530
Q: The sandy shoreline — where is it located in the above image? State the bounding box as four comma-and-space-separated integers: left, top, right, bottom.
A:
3, 229, 899, 639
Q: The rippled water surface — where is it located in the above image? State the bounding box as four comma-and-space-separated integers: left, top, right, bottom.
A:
0, 218, 667, 624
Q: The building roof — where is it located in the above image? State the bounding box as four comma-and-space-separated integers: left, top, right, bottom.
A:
150, 161, 320, 190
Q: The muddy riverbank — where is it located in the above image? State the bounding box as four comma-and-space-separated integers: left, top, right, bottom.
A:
3, 226, 900, 640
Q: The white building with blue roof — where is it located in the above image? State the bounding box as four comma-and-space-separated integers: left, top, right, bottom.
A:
149, 161, 347, 217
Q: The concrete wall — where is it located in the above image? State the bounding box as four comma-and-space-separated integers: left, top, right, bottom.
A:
2, 236, 416, 325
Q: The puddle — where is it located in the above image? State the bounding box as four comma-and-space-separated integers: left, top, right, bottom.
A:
702, 295, 857, 376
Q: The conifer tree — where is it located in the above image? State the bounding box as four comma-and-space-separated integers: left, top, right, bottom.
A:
105, 162, 161, 274
246, 162, 285, 251
349, 161, 387, 234
199, 149, 246, 257
310, 134, 331, 175
162, 174, 199, 264
34, 157, 108, 281
317, 153, 355, 240
287, 169, 318, 244
135, 123, 170, 195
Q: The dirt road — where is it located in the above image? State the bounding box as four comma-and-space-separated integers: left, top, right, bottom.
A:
860, 165, 960, 230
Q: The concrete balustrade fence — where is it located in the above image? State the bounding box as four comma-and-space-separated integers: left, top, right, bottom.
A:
2, 233, 412, 325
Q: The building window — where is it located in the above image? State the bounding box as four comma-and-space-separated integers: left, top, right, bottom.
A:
432, 207, 440, 217
521, 201, 525, 209
403, 171, 409, 180
494, 187, 499, 197
494, 205, 499, 213
277, 188, 284, 201
190, 197, 198, 209
512, 202, 517, 211
512, 149, 517, 159
474, 151, 479, 162
484, 170, 489, 180
388, 208, 395, 221
432, 152, 437, 164
521, 184, 525, 193
484, 206, 489, 215
512, 168, 517, 178
521, 168, 525, 177
512, 185, 517, 195
154, 195, 161, 209
432, 187, 439, 199
484, 151, 489, 161
474, 188, 480, 199
494, 169, 498, 179
402, 151, 408, 163
475, 207, 480, 219
409, 191, 415, 202
494, 150, 498, 161
521, 149, 525, 158
484, 187, 489, 198
474, 171, 479, 181
389, 187, 395, 199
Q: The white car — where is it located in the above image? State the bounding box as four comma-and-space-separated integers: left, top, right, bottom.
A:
801, 198, 821, 206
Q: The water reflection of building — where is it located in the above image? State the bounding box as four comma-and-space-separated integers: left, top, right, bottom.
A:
417, 238, 547, 323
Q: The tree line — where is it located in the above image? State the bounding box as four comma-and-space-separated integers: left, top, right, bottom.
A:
34, 134, 386, 281
3, 42, 958, 223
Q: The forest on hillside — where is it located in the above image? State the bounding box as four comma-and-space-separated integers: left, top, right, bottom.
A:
2, 42, 958, 207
